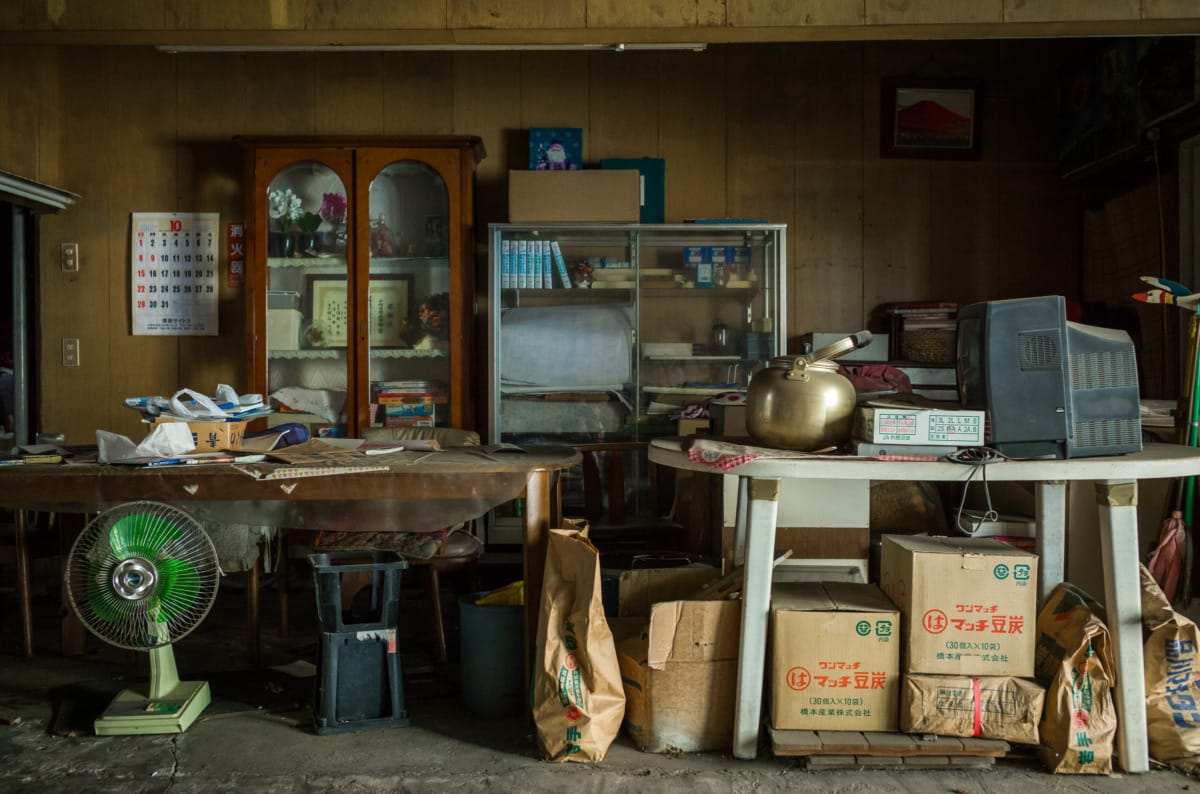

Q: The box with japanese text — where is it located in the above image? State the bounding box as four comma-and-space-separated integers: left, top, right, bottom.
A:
900, 673, 1044, 744
880, 534, 1037, 677
151, 416, 246, 451
854, 404, 985, 446
769, 582, 900, 731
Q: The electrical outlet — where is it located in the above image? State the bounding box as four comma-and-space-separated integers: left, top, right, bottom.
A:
61, 242, 79, 272
62, 338, 80, 367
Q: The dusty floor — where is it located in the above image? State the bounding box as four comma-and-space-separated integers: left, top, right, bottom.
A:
0, 559, 1195, 793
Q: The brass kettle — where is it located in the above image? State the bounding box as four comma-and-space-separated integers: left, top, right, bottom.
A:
745, 331, 873, 451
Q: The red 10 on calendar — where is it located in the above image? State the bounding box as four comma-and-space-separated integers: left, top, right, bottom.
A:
131, 212, 219, 335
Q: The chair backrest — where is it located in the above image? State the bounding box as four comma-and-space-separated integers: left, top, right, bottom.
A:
574, 441, 663, 526
362, 426, 480, 446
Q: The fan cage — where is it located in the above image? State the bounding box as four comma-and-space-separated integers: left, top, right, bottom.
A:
66, 501, 220, 652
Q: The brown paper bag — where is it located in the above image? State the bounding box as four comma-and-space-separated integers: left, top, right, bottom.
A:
533, 528, 625, 762
1033, 582, 1117, 774
1140, 563, 1200, 772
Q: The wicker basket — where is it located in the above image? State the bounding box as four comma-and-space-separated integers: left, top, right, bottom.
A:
901, 328, 956, 363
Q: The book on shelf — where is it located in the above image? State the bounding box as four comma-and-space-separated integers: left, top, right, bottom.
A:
550, 241, 573, 288
517, 239, 529, 289
541, 239, 553, 288
501, 239, 514, 289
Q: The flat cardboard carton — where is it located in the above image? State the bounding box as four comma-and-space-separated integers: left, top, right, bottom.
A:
880, 534, 1037, 676
900, 673, 1044, 744
769, 582, 900, 732
854, 404, 985, 446
614, 567, 740, 753
508, 170, 640, 222
152, 416, 247, 451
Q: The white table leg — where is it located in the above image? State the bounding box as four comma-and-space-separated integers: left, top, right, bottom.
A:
733, 476, 750, 568
733, 476, 780, 760
1034, 481, 1066, 606
1096, 479, 1149, 774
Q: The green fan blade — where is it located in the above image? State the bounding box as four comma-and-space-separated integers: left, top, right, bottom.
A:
108, 512, 183, 560
85, 561, 125, 624
154, 557, 201, 622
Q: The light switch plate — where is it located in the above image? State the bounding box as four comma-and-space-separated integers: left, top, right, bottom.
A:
62, 337, 80, 367
61, 242, 79, 272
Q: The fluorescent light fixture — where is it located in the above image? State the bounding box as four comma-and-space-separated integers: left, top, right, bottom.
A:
156, 42, 706, 54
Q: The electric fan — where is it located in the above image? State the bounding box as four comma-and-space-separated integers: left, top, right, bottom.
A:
65, 501, 220, 735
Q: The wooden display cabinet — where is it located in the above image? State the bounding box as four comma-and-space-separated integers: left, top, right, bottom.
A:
239, 136, 484, 437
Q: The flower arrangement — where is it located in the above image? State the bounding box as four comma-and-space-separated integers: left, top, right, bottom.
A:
268, 188, 302, 233
320, 192, 348, 226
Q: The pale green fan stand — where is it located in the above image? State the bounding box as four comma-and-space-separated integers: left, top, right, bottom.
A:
94, 617, 212, 735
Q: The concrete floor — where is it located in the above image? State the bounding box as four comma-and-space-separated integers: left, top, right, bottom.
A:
0, 564, 1196, 793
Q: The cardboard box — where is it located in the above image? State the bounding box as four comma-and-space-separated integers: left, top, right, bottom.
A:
152, 416, 247, 451
880, 534, 1037, 676
601, 157, 665, 223
769, 582, 900, 731
614, 567, 740, 753
617, 601, 740, 754
900, 673, 1044, 745
508, 170, 640, 222
854, 404, 985, 446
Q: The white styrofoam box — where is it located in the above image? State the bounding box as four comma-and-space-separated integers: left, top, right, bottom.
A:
722, 477, 870, 529
267, 309, 303, 350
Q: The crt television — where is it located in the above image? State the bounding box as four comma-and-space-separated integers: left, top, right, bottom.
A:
956, 294, 1142, 459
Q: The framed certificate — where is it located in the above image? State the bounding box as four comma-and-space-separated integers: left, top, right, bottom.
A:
306, 274, 413, 347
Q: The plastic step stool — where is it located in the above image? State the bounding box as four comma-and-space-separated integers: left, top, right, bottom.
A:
309, 550, 408, 633
313, 629, 410, 734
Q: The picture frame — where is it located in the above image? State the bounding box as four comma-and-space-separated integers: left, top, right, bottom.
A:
881, 78, 982, 160
305, 273, 413, 348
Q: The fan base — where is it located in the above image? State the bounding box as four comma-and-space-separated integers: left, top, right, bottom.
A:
93, 680, 211, 735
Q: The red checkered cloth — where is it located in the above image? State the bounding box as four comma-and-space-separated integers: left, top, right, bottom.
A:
687, 445, 758, 471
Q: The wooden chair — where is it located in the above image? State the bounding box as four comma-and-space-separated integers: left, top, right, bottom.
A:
573, 441, 688, 555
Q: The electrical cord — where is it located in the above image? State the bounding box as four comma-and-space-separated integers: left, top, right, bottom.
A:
944, 446, 1010, 536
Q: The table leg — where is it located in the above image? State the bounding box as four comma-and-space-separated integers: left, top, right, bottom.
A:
733, 476, 749, 568
523, 468, 554, 709
1034, 481, 1067, 606
15, 509, 33, 657
733, 476, 781, 760
247, 548, 261, 668
1096, 479, 1148, 774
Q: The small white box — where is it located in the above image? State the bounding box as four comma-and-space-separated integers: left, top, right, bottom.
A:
267, 309, 303, 350
854, 405, 985, 446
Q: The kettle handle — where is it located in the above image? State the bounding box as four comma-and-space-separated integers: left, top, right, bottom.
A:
807, 330, 873, 364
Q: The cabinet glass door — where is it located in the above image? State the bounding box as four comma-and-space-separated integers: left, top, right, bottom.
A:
265, 159, 351, 436
366, 159, 452, 429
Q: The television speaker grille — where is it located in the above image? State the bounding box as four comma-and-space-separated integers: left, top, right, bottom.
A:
1073, 417, 1141, 449
1017, 330, 1061, 370
1069, 350, 1137, 390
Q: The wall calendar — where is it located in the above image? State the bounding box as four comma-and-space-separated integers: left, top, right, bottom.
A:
131, 212, 219, 335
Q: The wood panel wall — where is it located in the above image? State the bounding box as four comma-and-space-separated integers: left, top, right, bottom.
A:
2, 40, 1087, 442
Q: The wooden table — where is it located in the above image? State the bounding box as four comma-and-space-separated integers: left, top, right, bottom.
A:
649, 438, 1200, 774
0, 445, 579, 669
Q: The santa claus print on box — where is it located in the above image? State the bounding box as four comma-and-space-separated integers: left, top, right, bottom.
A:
529, 128, 582, 171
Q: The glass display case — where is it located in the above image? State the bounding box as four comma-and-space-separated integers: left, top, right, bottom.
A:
487, 223, 787, 445
239, 136, 484, 437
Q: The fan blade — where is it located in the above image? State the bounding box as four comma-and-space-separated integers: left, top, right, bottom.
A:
108, 512, 183, 559
154, 557, 202, 622
85, 561, 127, 624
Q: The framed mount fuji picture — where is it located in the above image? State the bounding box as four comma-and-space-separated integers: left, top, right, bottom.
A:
881, 78, 982, 160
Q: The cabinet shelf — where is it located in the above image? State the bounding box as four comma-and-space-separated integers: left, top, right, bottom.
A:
489, 222, 786, 444
267, 348, 446, 360
268, 256, 348, 269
